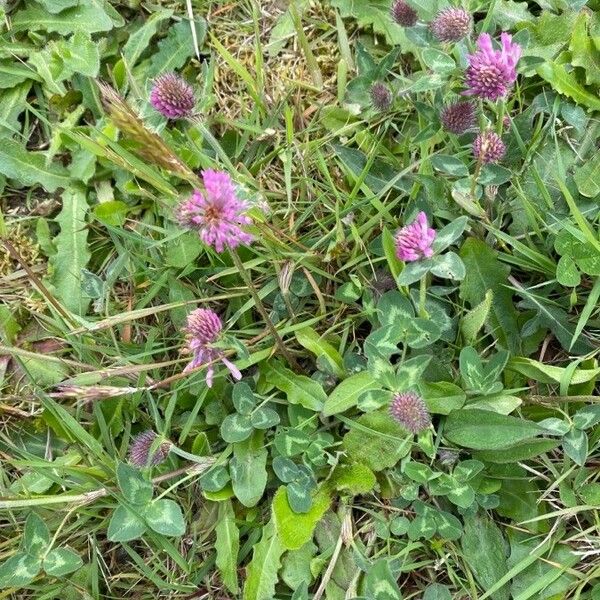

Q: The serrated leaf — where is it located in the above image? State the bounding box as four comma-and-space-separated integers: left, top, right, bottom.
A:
570, 12, 600, 87
59, 31, 100, 77
147, 19, 207, 79
0, 82, 32, 136
243, 519, 285, 600
0, 553, 42, 588
536, 62, 600, 112
43, 547, 83, 577
50, 187, 91, 315
215, 501, 239, 594
34, 0, 81, 13
0, 139, 70, 192
107, 505, 147, 542
144, 499, 186, 537
122, 9, 173, 68
11, 3, 114, 34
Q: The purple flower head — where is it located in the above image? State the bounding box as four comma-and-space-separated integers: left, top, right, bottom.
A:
441, 101, 476, 134
473, 130, 506, 164
389, 391, 431, 434
431, 8, 472, 43
184, 308, 242, 387
464, 33, 521, 101
391, 0, 418, 27
150, 73, 195, 119
177, 170, 253, 252
129, 430, 171, 467
395, 211, 436, 262
370, 82, 393, 111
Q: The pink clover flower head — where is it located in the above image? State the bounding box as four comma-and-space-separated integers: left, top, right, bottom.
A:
389, 391, 431, 434
177, 170, 253, 252
150, 73, 195, 119
129, 430, 171, 467
464, 33, 521, 101
183, 308, 242, 387
395, 211, 436, 262
473, 130, 506, 164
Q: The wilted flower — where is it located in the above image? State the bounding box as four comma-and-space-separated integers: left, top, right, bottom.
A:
464, 33, 521, 100
129, 430, 171, 467
370, 82, 393, 111
391, 0, 418, 27
440, 101, 476, 134
430, 8, 472, 42
177, 170, 253, 252
184, 308, 242, 387
389, 391, 431, 434
473, 130, 506, 164
395, 211, 436, 262
150, 72, 195, 119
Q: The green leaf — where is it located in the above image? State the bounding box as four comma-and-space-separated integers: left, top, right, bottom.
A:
58, 31, 100, 77
444, 409, 545, 450
230, 434, 268, 507
11, 3, 114, 34
263, 360, 326, 412
460, 238, 521, 353
330, 0, 417, 48
570, 12, 600, 87
432, 216, 469, 254
35, 0, 81, 13
147, 19, 207, 79
556, 256, 581, 287
215, 501, 239, 594
294, 327, 344, 377
232, 382, 256, 414
243, 519, 285, 600
107, 505, 147, 542
473, 438, 560, 463
22, 513, 50, 557
461, 513, 509, 600
342, 411, 412, 471
165, 232, 203, 268
429, 252, 465, 281
250, 407, 280, 429
0, 138, 70, 192
461, 289, 493, 344
42, 547, 83, 577
323, 371, 377, 416
272, 486, 330, 550
419, 381, 466, 415
573, 405, 600, 430
220, 413, 254, 443
363, 559, 403, 600
507, 356, 600, 385
422, 48, 455, 73
122, 9, 173, 68
574, 152, 600, 198
423, 583, 452, 600
0, 552, 42, 588
116, 462, 153, 505
144, 499, 186, 537
331, 463, 376, 495
0, 82, 32, 136
563, 428, 588, 466
536, 62, 600, 112
431, 155, 469, 177
50, 187, 91, 315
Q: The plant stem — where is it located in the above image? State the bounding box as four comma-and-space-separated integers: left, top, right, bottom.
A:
418, 274, 428, 318
230, 249, 300, 370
